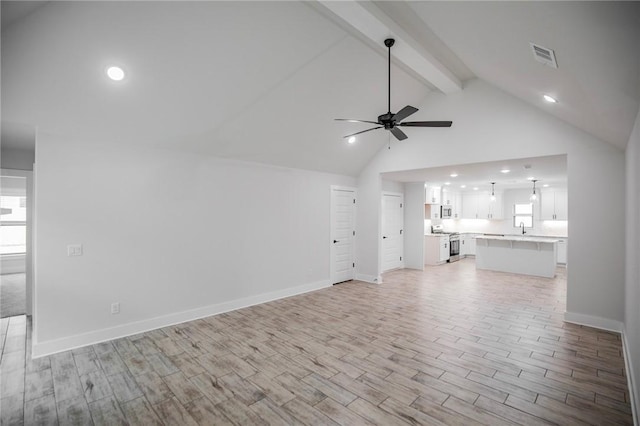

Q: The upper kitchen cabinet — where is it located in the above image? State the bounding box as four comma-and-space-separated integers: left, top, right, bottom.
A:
461, 191, 503, 219
441, 188, 461, 219
488, 191, 504, 220
461, 192, 479, 219
425, 185, 441, 205
540, 188, 568, 220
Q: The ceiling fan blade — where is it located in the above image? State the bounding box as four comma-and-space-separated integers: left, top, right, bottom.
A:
393, 105, 418, 122
335, 118, 380, 125
389, 127, 408, 141
343, 126, 383, 138
399, 121, 453, 127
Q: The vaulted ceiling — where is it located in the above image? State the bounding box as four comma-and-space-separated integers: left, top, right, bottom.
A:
2, 1, 639, 176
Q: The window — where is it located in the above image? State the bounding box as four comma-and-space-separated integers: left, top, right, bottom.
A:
1, 195, 27, 255
513, 203, 533, 228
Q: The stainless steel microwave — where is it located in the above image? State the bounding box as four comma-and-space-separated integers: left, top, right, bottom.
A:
441, 205, 452, 219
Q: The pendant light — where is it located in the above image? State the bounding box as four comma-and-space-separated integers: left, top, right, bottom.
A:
530, 179, 538, 201
490, 182, 496, 202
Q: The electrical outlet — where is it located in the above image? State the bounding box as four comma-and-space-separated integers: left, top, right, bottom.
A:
111, 302, 120, 315
67, 244, 83, 257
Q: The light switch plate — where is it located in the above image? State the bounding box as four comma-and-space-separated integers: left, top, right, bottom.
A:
67, 244, 83, 257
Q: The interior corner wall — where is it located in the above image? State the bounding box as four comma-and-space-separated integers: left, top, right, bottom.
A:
1, 146, 35, 171
624, 107, 640, 419
356, 78, 625, 328
33, 134, 355, 356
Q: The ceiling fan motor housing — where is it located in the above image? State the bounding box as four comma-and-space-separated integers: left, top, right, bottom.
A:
378, 112, 395, 128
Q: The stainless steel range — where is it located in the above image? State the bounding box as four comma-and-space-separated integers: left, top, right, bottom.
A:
431, 225, 460, 262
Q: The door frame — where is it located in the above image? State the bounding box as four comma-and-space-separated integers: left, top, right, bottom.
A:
381, 191, 404, 273
330, 185, 357, 284
1, 168, 33, 316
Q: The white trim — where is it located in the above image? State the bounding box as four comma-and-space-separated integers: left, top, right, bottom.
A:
330, 185, 357, 285
564, 311, 623, 333
622, 327, 639, 426
355, 273, 380, 284
32, 279, 330, 358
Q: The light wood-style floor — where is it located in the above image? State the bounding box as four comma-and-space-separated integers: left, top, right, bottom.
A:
0, 258, 633, 425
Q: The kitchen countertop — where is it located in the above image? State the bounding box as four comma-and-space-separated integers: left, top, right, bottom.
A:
475, 235, 560, 243
461, 233, 567, 239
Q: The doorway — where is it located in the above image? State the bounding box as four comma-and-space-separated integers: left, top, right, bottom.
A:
1, 171, 30, 318
330, 186, 356, 284
381, 192, 404, 272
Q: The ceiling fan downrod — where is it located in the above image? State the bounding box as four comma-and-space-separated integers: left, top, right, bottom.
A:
385, 38, 394, 116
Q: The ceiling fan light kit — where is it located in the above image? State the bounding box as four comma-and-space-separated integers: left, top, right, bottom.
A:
336, 38, 452, 141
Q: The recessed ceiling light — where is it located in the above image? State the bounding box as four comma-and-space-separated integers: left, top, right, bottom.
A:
500, 169, 510, 174
543, 184, 549, 187
347, 136, 356, 144
444, 182, 451, 185
460, 185, 466, 189
527, 176, 535, 181
543, 94, 557, 103
473, 187, 478, 191
106, 66, 125, 81
450, 173, 458, 178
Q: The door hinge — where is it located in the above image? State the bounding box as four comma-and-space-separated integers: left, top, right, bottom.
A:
400, 256, 402, 261
399, 229, 403, 235
352, 262, 355, 268
400, 203, 403, 208
352, 230, 355, 236
353, 199, 356, 204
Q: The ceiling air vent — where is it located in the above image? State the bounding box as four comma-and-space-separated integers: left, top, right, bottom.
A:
530, 43, 558, 68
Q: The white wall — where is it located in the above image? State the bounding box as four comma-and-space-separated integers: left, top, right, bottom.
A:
33, 134, 355, 356
357, 78, 625, 328
403, 183, 425, 270
624, 107, 640, 419
1, 146, 35, 171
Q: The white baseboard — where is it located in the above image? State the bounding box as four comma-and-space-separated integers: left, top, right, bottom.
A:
564, 311, 623, 333
355, 273, 381, 284
622, 327, 639, 426
32, 279, 331, 358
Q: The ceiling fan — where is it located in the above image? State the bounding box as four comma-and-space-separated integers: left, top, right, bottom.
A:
335, 38, 452, 141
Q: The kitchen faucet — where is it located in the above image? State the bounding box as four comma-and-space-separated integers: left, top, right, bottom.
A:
520, 222, 526, 235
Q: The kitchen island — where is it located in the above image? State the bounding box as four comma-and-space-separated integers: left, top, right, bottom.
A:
475, 235, 558, 278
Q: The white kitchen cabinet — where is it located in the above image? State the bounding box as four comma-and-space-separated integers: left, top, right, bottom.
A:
462, 192, 502, 220
541, 188, 568, 220
477, 193, 490, 219
425, 185, 442, 205
424, 235, 449, 265
442, 189, 461, 219
461, 193, 478, 219
424, 204, 440, 220
466, 235, 477, 255
488, 191, 503, 219
452, 193, 462, 219
460, 234, 468, 256
557, 238, 567, 264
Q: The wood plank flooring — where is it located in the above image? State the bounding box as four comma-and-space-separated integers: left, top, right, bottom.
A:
0, 259, 633, 425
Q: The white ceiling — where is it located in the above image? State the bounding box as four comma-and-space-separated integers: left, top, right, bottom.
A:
382, 154, 567, 191
404, 1, 640, 150
1, 1, 639, 177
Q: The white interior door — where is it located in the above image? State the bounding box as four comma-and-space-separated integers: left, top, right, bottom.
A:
382, 193, 404, 272
330, 187, 356, 284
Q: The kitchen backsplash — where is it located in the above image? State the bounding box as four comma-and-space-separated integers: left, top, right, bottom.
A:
425, 218, 568, 237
